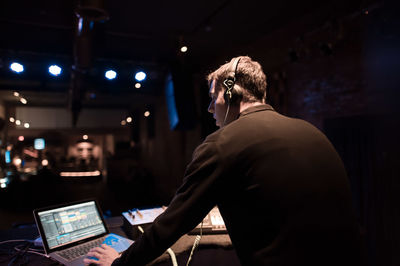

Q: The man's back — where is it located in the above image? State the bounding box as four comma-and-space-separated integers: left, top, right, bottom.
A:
210, 104, 363, 265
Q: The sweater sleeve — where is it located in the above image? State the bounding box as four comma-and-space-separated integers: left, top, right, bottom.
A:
112, 136, 225, 265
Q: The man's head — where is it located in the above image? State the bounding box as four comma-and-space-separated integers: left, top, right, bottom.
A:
207, 56, 267, 127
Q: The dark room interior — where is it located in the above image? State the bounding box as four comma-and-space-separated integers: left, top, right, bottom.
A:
0, 0, 399, 265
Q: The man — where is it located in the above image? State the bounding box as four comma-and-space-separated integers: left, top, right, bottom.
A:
85, 56, 364, 265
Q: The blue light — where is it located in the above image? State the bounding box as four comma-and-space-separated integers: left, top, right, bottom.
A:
10, 62, 24, 73
48, 65, 62, 76
135, 71, 146, 82
105, 70, 117, 80
34, 138, 45, 150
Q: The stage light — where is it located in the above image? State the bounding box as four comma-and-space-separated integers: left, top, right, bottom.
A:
9, 117, 15, 123
42, 159, 49, 166
121, 120, 127, 126
135, 71, 146, 82
18, 136, 24, 141
83, 134, 88, 140
135, 83, 141, 89
144, 111, 150, 117
20, 98, 27, 104
105, 70, 117, 80
10, 62, 24, 73
126, 117, 132, 123
49, 65, 62, 76
15, 120, 21, 126
13, 92, 19, 97
24, 123, 30, 128
180, 46, 188, 53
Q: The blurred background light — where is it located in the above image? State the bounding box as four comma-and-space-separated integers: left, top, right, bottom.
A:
10, 62, 24, 73
180, 46, 188, 53
48, 64, 62, 76
20, 98, 27, 104
135, 83, 141, 88
135, 71, 146, 82
144, 111, 150, 117
105, 70, 117, 80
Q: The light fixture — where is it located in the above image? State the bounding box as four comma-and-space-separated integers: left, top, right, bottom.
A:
180, 46, 188, 53
144, 111, 150, 117
105, 70, 117, 80
9, 117, 15, 123
83, 134, 88, 140
42, 159, 49, 166
13, 92, 19, 97
135, 71, 146, 82
18, 136, 24, 141
15, 120, 21, 126
23, 123, 30, 128
126, 117, 132, 123
135, 83, 141, 89
10, 62, 24, 73
49, 65, 62, 76
20, 98, 27, 104
121, 120, 127, 126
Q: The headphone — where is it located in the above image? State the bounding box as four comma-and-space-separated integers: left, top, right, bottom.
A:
223, 57, 241, 105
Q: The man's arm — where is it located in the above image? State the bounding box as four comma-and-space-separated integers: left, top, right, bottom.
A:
112, 137, 225, 265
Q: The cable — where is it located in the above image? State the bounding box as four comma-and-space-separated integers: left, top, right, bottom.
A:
137, 226, 178, 266
186, 221, 203, 266
0, 239, 34, 245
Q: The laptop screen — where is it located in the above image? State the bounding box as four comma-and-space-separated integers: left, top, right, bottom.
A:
36, 201, 107, 250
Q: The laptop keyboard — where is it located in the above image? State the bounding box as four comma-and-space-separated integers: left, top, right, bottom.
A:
57, 236, 106, 261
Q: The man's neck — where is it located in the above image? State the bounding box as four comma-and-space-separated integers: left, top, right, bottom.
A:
239, 101, 264, 113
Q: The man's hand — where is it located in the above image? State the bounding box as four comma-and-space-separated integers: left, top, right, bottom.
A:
83, 244, 120, 266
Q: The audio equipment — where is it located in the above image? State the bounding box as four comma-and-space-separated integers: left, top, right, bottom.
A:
223, 57, 241, 104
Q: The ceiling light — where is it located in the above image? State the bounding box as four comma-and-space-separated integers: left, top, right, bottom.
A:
126, 117, 132, 123
18, 136, 24, 141
83, 134, 88, 140
13, 92, 19, 97
135, 71, 146, 82
15, 120, 21, 126
24, 123, 30, 128
144, 111, 150, 117
20, 98, 27, 104
10, 62, 24, 73
180, 46, 188, 53
121, 120, 127, 126
49, 65, 62, 76
9, 117, 15, 123
135, 83, 141, 89
105, 70, 117, 80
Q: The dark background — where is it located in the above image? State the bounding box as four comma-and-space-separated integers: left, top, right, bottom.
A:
0, 1, 399, 265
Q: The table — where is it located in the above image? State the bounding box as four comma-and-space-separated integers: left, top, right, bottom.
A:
0, 217, 241, 266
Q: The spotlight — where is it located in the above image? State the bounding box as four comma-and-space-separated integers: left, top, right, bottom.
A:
180, 46, 188, 53
121, 120, 127, 126
135, 83, 141, 89
18, 136, 24, 141
144, 111, 150, 117
105, 70, 117, 80
24, 123, 30, 128
9, 117, 15, 123
83, 134, 88, 140
10, 62, 24, 73
20, 98, 27, 104
42, 159, 49, 166
15, 120, 21, 126
48, 65, 62, 76
13, 92, 19, 97
135, 71, 146, 82
126, 117, 132, 123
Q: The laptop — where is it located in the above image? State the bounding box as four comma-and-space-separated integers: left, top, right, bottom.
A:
33, 199, 134, 266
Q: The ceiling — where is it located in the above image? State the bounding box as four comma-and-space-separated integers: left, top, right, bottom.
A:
0, 0, 372, 111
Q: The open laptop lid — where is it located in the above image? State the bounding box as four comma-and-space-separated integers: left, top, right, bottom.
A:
33, 199, 109, 254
